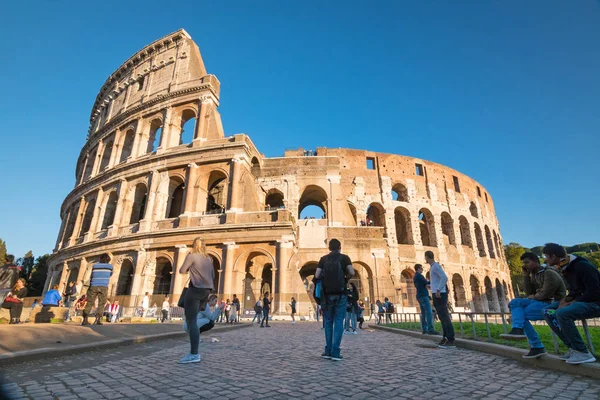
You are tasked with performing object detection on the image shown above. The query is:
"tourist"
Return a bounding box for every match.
[344,282,359,334]
[383,297,394,324]
[542,243,600,364]
[501,252,565,358]
[316,238,355,361]
[1,278,27,324]
[252,299,262,324]
[217,299,226,323]
[62,281,77,308]
[42,284,62,307]
[260,292,272,328]
[376,300,385,324]
[223,299,231,323]
[184,294,225,340]
[102,299,112,321]
[31,299,40,309]
[141,292,150,317]
[413,264,438,335]
[178,237,215,364]
[426,251,455,348]
[357,300,365,329]
[0,255,21,303]
[82,253,113,326]
[162,296,170,323]
[232,294,241,322]
[108,300,120,323]
[290,297,297,324]
[228,299,238,324]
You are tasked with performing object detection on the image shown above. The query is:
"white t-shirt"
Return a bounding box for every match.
[429,262,448,294]
[142,296,149,309]
[162,301,170,311]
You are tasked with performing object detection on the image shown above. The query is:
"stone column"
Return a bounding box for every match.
[129,249,147,307]
[275,239,294,314]
[57,261,69,293]
[227,157,243,212]
[222,242,238,298]
[87,188,105,240]
[91,140,105,177]
[108,129,122,168]
[109,179,128,236]
[172,245,189,303]
[193,96,213,146]
[69,196,87,246]
[179,163,199,227]
[157,107,175,152]
[132,118,146,158]
[326,174,341,227]
[139,170,160,232]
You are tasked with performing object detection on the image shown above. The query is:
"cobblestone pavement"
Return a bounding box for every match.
[2,322,600,399]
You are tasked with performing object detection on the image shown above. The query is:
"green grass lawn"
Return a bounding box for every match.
[386,320,600,358]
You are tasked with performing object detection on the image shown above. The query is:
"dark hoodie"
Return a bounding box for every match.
[562,255,600,305]
[0,263,21,290]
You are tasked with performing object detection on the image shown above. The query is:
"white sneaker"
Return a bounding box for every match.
[566,351,596,365]
[178,353,201,364]
[352,331,358,335]
[558,349,575,360]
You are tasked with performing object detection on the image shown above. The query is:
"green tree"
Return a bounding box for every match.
[19,250,35,280]
[0,238,7,265]
[567,243,600,254]
[530,246,544,257]
[504,242,529,295]
[27,254,50,297]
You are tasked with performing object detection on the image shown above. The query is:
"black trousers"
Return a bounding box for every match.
[2,301,23,320]
[161,309,168,322]
[184,287,211,355]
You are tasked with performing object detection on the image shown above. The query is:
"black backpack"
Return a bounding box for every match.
[387,302,395,313]
[321,254,346,295]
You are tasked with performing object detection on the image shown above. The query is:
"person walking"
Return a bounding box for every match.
[141,292,150,317]
[426,251,455,348]
[178,237,215,364]
[290,297,297,324]
[232,294,241,323]
[413,264,438,335]
[252,299,263,324]
[316,238,354,361]
[1,278,27,324]
[161,296,170,323]
[82,253,113,326]
[383,297,394,324]
[344,283,359,334]
[260,292,272,327]
[376,300,385,324]
[357,300,365,329]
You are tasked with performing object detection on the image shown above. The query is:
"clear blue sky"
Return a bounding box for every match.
[1,1,599,258]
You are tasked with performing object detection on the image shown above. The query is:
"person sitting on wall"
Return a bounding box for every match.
[1,278,28,324]
[500,252,565,359]
[42,284,63,307]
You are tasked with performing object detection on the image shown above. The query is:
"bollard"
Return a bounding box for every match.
[459,313,464,337]
[582,319,595,354]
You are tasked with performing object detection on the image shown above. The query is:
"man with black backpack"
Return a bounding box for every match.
[315,238,354,361]
[384,297,394,323]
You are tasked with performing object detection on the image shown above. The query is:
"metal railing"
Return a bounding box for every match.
[379,311,598,355]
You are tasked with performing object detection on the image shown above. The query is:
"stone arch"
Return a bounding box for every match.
[366,202,385,227]
[119,129,136,163]
[165,177,185,219]
[349,261,375,302]
[474,223,486,257]
[418,208,437,247]
[130,182,148,224]
[495,278,507,312]
[265,189,284,209]
[394,206,413,245]
[79,196,97,237]
[440,212,456,246]
[99,136,114,171]
[400,269,417,307]
[146,118,163,154]
[391,183,409,202]
[484,276,498,311]
[205,170,228,213]
[179,108,197,145]
[153,257,172,295]
[300,262,320,303]
[458,216,472,248]
[63,203,80,244]
[348,201,358,225]
[116,259,134,295]
[469,202,478,218]
[452,274,467,307]
[82,146,98,181]
[502,280,510,302]
[101,191,119,230]
[470,275,484,312]
[298,185,328,219]
[493,230,502,260]
[485,226,495,258]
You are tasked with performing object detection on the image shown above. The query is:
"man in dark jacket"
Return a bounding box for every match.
[501,252,565,359]
[542,243,600,365]
[0,255,21,303]
[413,264,438,335]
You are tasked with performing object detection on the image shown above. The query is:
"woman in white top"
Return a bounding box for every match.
[161,296,170,323]
[178,237,215,364]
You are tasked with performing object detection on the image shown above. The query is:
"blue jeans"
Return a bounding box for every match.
[323,294,348,357]
[252,311,262,323]
[509,298,555,349]
[417,296,434,333]
[543,301,600,352]
[261,308,270,326]
[345,310,357,332]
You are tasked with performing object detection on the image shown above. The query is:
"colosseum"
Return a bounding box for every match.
[46,29,512,317]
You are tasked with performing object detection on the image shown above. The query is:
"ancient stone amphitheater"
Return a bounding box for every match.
[47,29,511,316]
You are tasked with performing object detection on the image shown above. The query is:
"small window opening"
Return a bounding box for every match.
[453,176,461,193]
[477,186,481,197]
[138,76,145,91]
[366,157,375,170]
[415,163,424,176]
[485,193,488,202]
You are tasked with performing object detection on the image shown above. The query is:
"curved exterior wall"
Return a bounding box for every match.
[47,29,512,315]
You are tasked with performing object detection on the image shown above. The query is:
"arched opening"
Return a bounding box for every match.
[394,207,413,244]
[458,216,472,248]
[469,202,478,218]
[485,226,496,258]
[82,147,98,181]
[179,109,196,145]
[63,204,80,244]
[78,197,97,237]
[250,157,261,175]
[452,274,467,307]
[502,280,510,303]
[350,262,375,303]
[265,189,284,210]
[243,252,273,310]
[495,278,507,311]
[206,171,227,213]
[261,264,273,297]
[153,258,172,295]
[101,191,118,230]
[366,203,385,227]
[391,183,409,202]
[99,138,114,171]
[119,129,135,163]
[147,119,163,153]
[209,255,220,294]
[348,202,358,226]
[298,185,328,220]
[166,178,185,219]
[484,277,498,311]
[474,223,486,257]
[470,275,484,312]
[67,267,79,286]
[418,208,437,247]
[493,230,502,260]
[130,183,148,224]
[300,262,319,305]
[400,269,417,307]
[440,212,456,246]
[116,260,134,296]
